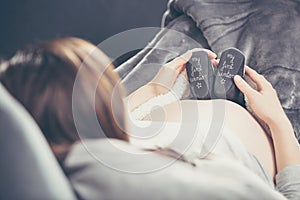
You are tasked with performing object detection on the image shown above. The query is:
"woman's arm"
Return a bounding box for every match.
[125,51,191,111]
[234,66,300,172]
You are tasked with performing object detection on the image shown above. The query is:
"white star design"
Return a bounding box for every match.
[196,82,202,88]
[220,79,226,85]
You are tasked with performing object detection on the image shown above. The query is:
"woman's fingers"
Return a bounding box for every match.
[235,66,275,100]
[244,66,268,91]
[212,59,219,67]
[234,75,258,99]
[165,51,192,73]
[179,50,193,62]
[189,48,219,67]
[202,49,217,60]
[190,48,217,59]
[164,49,218,73]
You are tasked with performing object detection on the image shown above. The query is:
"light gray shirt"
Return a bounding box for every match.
[64,138,300,200]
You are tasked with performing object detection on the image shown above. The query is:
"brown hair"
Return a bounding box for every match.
[0,37,128,159]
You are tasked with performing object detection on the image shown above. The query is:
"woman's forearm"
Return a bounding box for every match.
[125,84,156,112]
[125,51,194,112]
[233,66,300,173]
[268,116,300,172]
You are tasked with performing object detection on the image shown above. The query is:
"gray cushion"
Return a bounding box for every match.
[0,84,76,200]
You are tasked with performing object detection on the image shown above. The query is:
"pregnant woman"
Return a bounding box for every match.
[1,37,299,200]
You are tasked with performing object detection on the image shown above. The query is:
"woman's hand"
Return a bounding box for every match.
[234,67,300,172]
[150,49,218,95]
[234,66,287,125]
[149,51,192,95]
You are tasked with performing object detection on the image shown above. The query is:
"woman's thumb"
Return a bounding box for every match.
[234,75,256,97]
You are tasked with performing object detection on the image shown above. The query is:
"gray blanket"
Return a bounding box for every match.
[115,0,300,142]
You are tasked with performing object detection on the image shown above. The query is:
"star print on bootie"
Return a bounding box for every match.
[186,50,214,100]
[213,47,245,106]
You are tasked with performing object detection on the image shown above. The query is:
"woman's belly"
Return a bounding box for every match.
[145,99,276,179]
